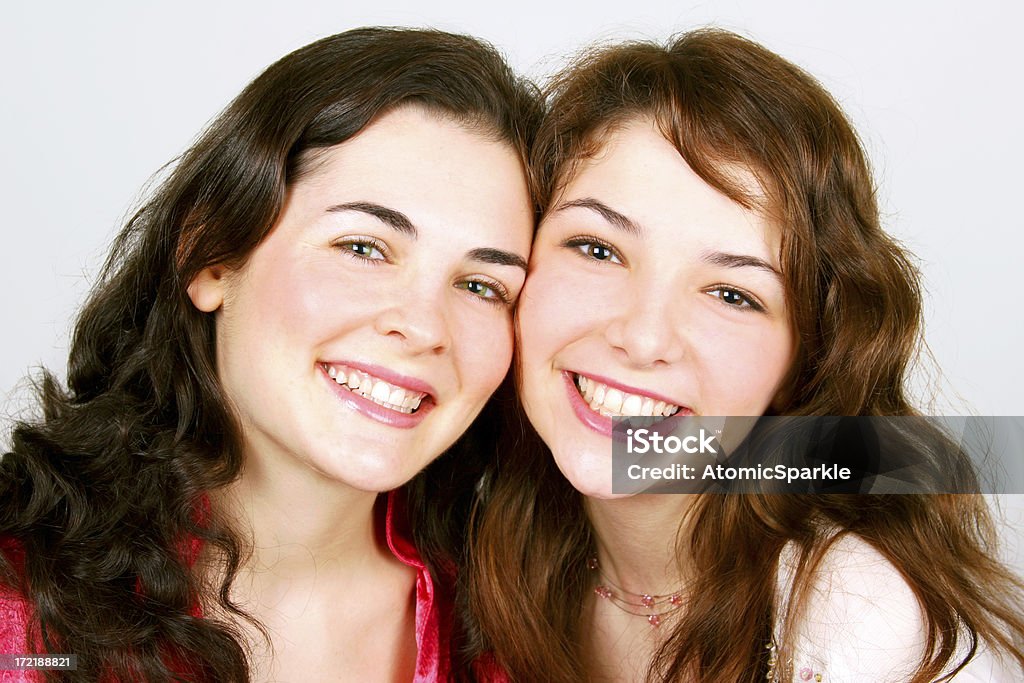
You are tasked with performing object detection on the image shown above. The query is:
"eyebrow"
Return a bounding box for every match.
[326,201,417,236]
[327,201,526,271]
[701,250,782,279]
[554,198,781,278]
[552,197,644,237]
[468,247,527,271]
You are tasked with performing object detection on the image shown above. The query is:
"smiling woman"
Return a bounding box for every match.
[468,29,1024,683]
[519,118,795,496]
[189,107,530,495]
[0,28,538,682]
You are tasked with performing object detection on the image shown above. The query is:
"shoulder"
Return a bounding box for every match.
[0,539,39,668]
[1,537,32,644]
[777,535,1024,682]
[775,534,927,682]
[0,587,33,643]
[0,584,41,682]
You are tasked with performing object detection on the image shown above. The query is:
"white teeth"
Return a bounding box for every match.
[584,379,596,403]
[389,387,406,407]
[371,381,391,402]
[325,364,427,414]
[604,389,623,413]
[574,373,682,418]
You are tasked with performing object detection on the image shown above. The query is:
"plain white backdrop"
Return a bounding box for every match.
[1,1,1021,571]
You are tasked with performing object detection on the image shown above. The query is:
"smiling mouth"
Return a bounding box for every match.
[573,373,682,418]
[322,363,429,414]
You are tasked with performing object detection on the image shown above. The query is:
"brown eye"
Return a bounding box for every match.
[563,237,623,264]
[706,287,765,313]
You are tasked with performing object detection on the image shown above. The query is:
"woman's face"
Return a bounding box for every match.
[189,105,533,493]
[517,117,796,498]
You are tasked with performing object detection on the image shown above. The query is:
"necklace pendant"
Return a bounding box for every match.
[595,585,613,599]
[669,594,682,606]
[647,614,661,627]
[640,593,655,608]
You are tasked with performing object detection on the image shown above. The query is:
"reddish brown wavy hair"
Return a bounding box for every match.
[467,29,1024,682]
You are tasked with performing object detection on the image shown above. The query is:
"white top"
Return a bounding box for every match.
[774,534,1020,682]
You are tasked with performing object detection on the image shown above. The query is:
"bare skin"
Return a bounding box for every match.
[581,495,696,682]
[208,463,417,683]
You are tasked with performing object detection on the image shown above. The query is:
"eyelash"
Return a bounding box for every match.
[704,285,765,313]
[456,278,513,306]
[334,237,512,307]
[562,236,624,265]
[335,236,389,263]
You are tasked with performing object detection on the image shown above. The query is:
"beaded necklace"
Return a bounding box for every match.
[587,556,684,628]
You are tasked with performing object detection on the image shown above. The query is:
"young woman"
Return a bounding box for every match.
[469,29,1024,682]
[0,28,539,682]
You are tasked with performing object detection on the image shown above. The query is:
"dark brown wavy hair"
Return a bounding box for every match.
[0,27,540,682]
[467,29,1024,682]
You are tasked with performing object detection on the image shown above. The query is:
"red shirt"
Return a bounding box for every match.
[0,490,451,682]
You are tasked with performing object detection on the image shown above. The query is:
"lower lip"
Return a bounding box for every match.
[321,367,433,429]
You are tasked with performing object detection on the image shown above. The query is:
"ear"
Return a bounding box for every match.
[187,265,227,313]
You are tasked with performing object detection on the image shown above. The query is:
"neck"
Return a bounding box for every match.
[212,446,388,583]
[585,494,699,595]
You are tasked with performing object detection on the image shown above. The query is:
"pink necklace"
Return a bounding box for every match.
[588,556,684,627]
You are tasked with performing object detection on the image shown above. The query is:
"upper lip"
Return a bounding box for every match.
[322,359,438,399]
[566,370,690,410]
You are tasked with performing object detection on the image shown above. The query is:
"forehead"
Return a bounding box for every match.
[286,105,533,249]
[552,117,781,261]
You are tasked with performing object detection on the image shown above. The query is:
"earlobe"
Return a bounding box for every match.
[187,266,227,312]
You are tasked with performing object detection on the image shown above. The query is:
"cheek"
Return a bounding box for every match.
[517,262,607,369]
[263,257,385,341]
[455,308,516,400]
[699,322,794,413]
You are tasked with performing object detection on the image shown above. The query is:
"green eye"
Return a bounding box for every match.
[464,281,494,298]
[456,279,510,306]
[342,241,385,260]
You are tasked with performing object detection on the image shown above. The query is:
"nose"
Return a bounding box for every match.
[603,282,686,368]
[373,281,452,355]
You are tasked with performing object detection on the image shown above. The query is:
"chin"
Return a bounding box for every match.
[314,447,425,493]
[551,448,624,500]
[331,468,419,494]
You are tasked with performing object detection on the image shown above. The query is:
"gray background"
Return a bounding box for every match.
[2,0,1021,574]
